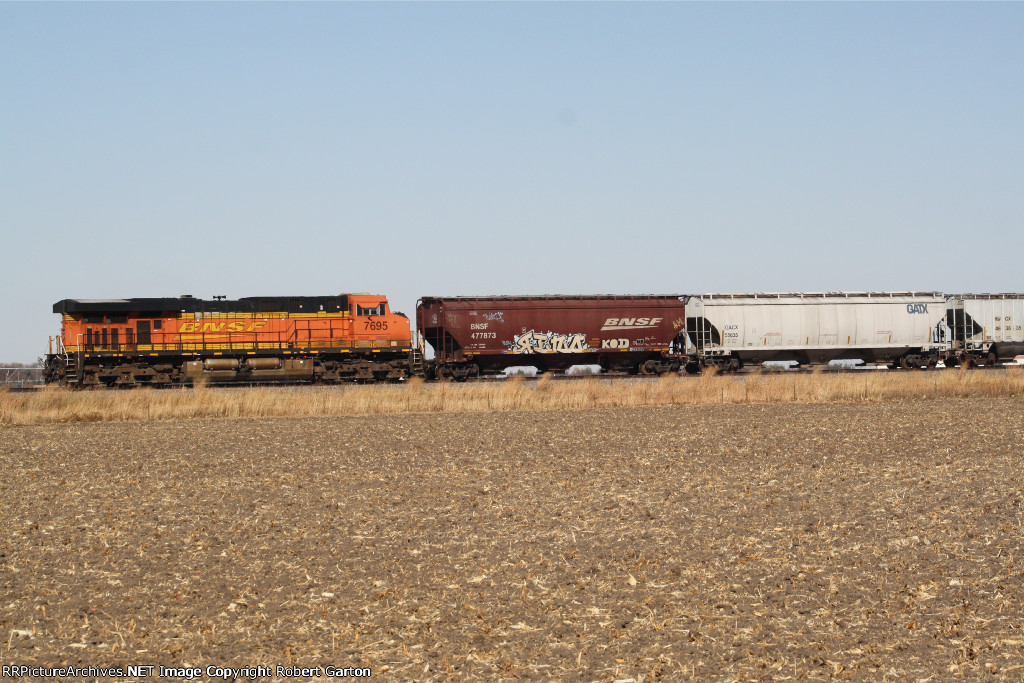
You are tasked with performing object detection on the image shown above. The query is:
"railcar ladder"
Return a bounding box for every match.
[408,349,425,377]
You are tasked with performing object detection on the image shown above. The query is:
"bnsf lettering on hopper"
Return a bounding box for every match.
[601,317,663,330]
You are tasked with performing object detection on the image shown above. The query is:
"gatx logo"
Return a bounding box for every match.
[601,317,662,331]
[179,321,268,333]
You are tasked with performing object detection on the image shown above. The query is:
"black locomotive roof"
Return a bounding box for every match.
[53,295,352,315]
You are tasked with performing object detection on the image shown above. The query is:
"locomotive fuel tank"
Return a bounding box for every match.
[686,292,947,369]
[416,295,687,378]
[184,358,314,381]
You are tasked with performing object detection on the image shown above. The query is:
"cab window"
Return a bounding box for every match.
[357,304,386,316]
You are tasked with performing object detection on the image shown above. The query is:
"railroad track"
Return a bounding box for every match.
[7,362,1018,392]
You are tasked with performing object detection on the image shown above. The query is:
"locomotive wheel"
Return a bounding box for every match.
[960,356,976,369]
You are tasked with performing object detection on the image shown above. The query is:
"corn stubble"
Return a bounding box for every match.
[3,400,1024,679]
[2,367,1023,426]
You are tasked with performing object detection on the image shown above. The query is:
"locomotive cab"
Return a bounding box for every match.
[349,295,410,345]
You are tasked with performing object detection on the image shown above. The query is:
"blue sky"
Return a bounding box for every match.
[2,2,1022,362]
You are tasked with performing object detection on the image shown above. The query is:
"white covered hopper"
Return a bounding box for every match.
[947,294,1024,363]
[686,292,946,368]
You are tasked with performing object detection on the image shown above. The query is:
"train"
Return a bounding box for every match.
[43,291,1024,386]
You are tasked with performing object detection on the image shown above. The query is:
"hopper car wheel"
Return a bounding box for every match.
[639,361,654,376]
[926,358,938,370]
[899,356,913,370]
[960,356,976,370]
[436,366,448,381]
[988,353,999,367]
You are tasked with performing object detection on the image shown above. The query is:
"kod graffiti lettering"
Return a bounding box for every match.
[510,330,587,354]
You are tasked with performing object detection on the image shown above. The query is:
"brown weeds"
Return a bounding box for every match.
[1,367,1023,426]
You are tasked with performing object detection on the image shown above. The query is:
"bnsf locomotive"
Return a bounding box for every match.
[45,294,413,387]
[43,291,1024,386]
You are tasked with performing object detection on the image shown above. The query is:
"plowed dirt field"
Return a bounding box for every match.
[3,398,1024,681]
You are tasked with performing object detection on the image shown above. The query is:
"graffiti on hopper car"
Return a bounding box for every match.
[509,331,587,354]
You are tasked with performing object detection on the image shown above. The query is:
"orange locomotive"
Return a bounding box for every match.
[45,294,413,386]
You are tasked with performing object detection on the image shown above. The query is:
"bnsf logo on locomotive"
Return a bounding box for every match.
[178,321,268,333]
[601,317,663,331]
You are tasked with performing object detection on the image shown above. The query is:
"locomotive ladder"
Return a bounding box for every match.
[56,336,80,384]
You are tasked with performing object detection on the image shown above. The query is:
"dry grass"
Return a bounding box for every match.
[2,367,1023,427]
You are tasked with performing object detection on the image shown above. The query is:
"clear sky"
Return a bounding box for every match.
[2,2,1022,363]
